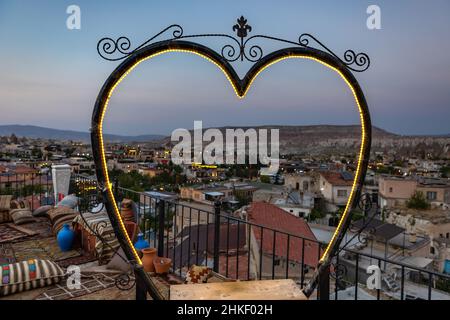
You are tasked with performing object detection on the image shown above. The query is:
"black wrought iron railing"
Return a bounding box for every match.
[0,170,54,210]
[71,174,450,301]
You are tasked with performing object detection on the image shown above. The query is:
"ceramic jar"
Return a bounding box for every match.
[153,257,172,274]
[141,248,157,272]
[57,224,75,252]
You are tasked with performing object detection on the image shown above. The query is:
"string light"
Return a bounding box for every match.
[97,48,368,266]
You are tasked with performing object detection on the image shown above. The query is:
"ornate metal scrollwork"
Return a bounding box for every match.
[97,24,183,61]
[329,257,348,291]
[97,16,370,72]
[73,176,138,291]
[336,192,379,254]
[115,272,136,291]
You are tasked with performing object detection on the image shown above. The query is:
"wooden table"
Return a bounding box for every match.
[170,279,308,300]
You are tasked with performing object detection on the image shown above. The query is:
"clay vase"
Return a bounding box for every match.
[120,199,135,222]
[141,248,157,272]
[57,224,75,252]
[153,257,172,275]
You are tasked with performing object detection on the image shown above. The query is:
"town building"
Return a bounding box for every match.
[379,176,450,209]
[239,202,320,280]
[319,171,354,211]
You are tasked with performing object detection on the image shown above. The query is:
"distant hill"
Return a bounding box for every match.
[1,124,449,158]
[159,124,450,157]
[0,125,164,142]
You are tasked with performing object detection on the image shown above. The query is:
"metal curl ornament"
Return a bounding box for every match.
[330,260,348,281]
[337,193,379,253]
[97,24,183,61]
[97,16,371,72]
[115,272,136,291]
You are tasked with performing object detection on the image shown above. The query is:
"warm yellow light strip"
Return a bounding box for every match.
[98,49,241,265]
[99,49,366,266]
[242,54,367,262]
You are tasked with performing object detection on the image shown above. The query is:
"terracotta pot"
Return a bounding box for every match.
[141,248,157,272]
[153,257,172,274]
[120,199,135,222]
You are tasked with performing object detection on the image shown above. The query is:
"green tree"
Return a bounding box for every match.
[440,166,450,178]
[309,208,326,222]
[31,147,43,159]
[406,191,430,210]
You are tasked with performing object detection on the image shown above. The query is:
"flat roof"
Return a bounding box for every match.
[352,218,405,241]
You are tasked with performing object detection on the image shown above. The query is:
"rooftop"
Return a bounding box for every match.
[320,171,354,186]
[247,202,320,267]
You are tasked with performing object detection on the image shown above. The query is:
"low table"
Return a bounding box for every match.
[170,279,307,300]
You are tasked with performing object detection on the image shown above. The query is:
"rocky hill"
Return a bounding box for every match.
[159,125,450,157]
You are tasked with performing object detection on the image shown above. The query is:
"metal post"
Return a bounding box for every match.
[113,178,119,200]
[213,201,221,273]
[157,199,165,257]
[134,264,147,300]
[318,263,330,300]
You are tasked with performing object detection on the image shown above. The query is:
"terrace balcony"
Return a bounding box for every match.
[1,169,450,300]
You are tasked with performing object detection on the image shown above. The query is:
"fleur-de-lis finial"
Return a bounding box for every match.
[233,16,252,39]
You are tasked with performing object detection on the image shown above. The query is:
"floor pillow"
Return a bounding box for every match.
[32,205,53,217]
[56,194,78,209]
[10,199,30,210]
[10,208,36,225]
[47,206,78,235]
[0,259,65,297]
[0,195,13,222]
[0,210,11,223]
[0,196,14,223]
[185,265,212,284]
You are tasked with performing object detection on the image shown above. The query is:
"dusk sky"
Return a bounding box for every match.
[0,0,449,136]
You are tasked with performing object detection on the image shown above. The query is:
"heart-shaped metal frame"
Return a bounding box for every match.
[91,40,371,299]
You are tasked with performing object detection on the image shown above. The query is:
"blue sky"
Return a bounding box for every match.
[0,0,449,136]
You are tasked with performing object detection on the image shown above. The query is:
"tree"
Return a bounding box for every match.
[63,147,76,158]
[440,166,450,178]
[235,192,251,207]
[406,191,430,210]
[309,208,326,222]
[31,147,43,159]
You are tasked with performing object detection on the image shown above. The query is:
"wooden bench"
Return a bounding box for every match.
[170,278,308,300]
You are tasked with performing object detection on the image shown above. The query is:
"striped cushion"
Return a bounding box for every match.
[10,199,30,211]
[0,210,11,223]
[0,195,12,210]
[0,259,65,297]
[0,195,13,223]
[10,208,35,225]
[48,206,78,235]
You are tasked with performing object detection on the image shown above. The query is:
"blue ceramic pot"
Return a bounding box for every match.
[134,233,150,251]
[57,224,75,252]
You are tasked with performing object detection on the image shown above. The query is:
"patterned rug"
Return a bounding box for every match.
[56,252,98,268]
[11,237,82,262]
[0,243,16,265]
[33,272,118,300]
[0,223,37,243]
[20,217,53,240]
